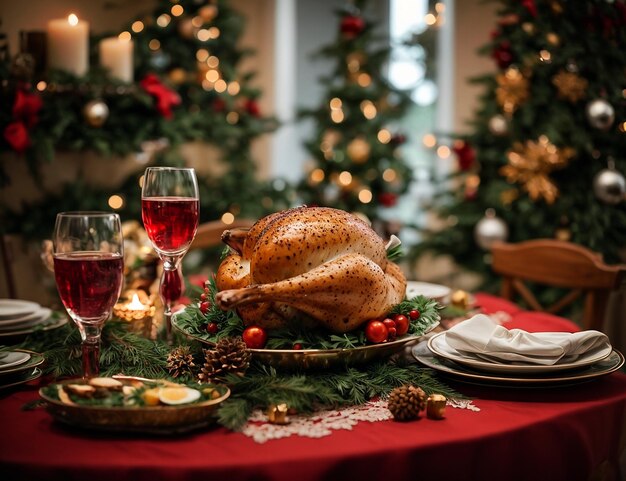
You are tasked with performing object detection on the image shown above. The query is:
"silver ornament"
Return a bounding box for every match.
[474,208,509,250]
[586,99,615,131]
[83,100,109,128]
[488,114,508,136]
[593,168,626,205]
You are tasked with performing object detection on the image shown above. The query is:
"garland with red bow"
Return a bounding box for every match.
[3,89,42,153]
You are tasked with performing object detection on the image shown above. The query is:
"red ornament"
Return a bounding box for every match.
[378,192,398,207]
[12,89,43,128]
[491,41,513,69]
[213,97,226,112]
[393,314,409,336]
[293,343,303,350]
[365,320,388,344]
[521,0,538,17]
[453,141,476,171]
[340,15,365,38]
[3,121,30,153]
[206,322,218,334]
[390,133,407,146]
[242,326,267,349]
[140,73,181,119]
[244,99,261,117]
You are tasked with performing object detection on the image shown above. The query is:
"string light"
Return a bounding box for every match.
[118,31,131,41]
[437,145,451,158]
[197,29,211,41]
[192,16,203,28]
[358,189,373,203]
[360,100,377,119]
[423,134,437,148]
[539,50,552,63]
[226,112,239,124]
[382,168,397,182]
[202,80,213,91]
[36,81,47,91]
[330,97,342,110]
[310,169,325,183]
[357,73,371,87]
[207,56,219,68]
[425,13,437,25]
[377,129,391,143]
[338,171,353,186]
[214,79,227,92]
[221,212,235,225]
[108,195,124,209]
[171,4,184,16]
[205,69,220,82]
[131,21,144,33]
[157,14,171,27]
[227,81,240,95]
[331,110,344,123]
[196,49,209,62]
[208,27,220,39]
[149,39,161,50]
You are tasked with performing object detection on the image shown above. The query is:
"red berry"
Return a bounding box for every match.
[394,314,410,336]
[293,343,303,350]
[199,301,210,314]
[383,318,396,330]
[365,320,388,344]
[206,322,218,334]
[242,326,267,349]
[387,327,397,340]
[409,310,420,320]
[200,293,207,301]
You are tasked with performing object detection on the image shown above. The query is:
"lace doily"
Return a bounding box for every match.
[241,398,480,444]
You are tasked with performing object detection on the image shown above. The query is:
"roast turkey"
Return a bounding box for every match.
[215,206,406,333]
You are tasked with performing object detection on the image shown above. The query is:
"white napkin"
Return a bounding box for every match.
[445,314,610,365]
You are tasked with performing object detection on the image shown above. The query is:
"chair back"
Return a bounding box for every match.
[190,219,256,250]
[491,239,626,331]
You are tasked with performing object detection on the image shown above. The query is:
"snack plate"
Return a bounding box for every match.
[173,315,439,370]
[40,380,231,435]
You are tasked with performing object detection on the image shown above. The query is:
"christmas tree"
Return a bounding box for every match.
[1,0,291,240]
[297,0,412,228]
[418,0,626,286]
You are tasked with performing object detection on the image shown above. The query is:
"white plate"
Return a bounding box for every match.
[0,315,68,339]
[0,351,31,370]
[405,282,451,303]
[0,308,52,330]
[0,299,40,320]
[428,331,613,374]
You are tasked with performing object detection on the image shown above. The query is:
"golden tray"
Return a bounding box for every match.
[40,380,230,435]
[173,315,439,370]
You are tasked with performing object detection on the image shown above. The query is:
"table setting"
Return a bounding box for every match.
[1,167,625,481]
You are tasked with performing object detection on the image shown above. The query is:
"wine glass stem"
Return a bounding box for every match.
[82,339,101,379]
[161,257,182,345]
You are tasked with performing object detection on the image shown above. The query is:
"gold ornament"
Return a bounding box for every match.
[346,137,371,164]
[83,99,109,128]
[426,394,447,420]
[500,137,575,204]
[450,290,470,310]
[552,70,588,102]
[267,403,289,424]
[496,68,529,114]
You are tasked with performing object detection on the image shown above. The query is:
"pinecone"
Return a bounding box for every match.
[198,337,251,383]
[166,346,196,378]
[387,385,427,421]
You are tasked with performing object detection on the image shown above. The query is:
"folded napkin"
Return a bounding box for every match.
[445,314,610,365]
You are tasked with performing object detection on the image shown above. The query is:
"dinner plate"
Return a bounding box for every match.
[413,344,624,387]
[0,308,52,330]
[0,368,43,391]
[405,282,451,303]
[0,350,45,377]
[0,315,68,340]
[172,314,439,370]
[0,299,40,320]
[428,331,613,374]
[0,351,31,370]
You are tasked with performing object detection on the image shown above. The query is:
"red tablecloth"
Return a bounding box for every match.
[1,297,625,481]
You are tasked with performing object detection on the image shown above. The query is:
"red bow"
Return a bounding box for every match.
[140,74,181,119]
[3,89,42,153]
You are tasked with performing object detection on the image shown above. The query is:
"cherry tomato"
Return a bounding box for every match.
[393,314,409,336]
[206,322,218,334]
[383,318,396,331]
[409,309,420,320]
[365,320,388,344]
[199,301,211,314]
[243,326,268,349]
[387,327,397,340]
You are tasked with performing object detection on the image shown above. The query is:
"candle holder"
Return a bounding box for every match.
[113,289,157,339]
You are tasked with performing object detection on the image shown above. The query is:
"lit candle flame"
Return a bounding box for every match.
[68,14,79,26]
[127,293,146,311]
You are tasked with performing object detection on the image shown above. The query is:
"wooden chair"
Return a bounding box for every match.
[190,218,256,250]
[491,239,626,332]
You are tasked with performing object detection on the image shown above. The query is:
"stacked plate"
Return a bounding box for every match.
[413,331,624,387]
[0,349,45,390]
[405,281,451,304]
[0,299,67,341]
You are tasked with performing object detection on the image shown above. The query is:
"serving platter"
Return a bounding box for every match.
[173,315,439,370]
[40,379,230,435]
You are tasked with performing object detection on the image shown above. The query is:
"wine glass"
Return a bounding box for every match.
[53,212,124,378]
[141,167,199,342]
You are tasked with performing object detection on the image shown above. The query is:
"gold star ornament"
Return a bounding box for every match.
[552,70,588,102]
[496,68,529,114]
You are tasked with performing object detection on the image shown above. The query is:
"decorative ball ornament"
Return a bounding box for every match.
[586,99,615,131]
[340,15,365,38]
[450,290,471,310]
[346,137,370,163]
[83,100,110,128]
[593,168,626,205]
[474,208,509,250]
[488,114,508,136]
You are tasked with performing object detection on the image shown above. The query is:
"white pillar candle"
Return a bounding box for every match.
[47,14,89,76]
[99,35,134,83]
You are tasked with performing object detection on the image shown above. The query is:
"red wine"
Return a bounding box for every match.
[142,196,199,254]
[160,269,184,303]
[54,252,123,323]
